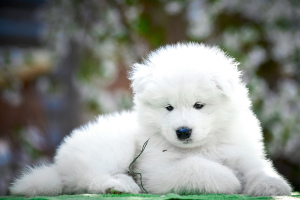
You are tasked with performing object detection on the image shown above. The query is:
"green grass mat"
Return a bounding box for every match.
[1,193,300,200]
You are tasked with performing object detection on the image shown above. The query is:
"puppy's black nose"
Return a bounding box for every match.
[176,127,192,140]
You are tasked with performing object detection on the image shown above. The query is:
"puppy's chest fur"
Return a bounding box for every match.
[134,139,240,176]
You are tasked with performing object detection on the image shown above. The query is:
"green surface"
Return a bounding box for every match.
[1,193,300,200]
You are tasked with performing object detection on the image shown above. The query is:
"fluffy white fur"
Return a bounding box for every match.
[10,43,291,197]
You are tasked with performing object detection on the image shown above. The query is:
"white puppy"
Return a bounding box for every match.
[10,43,291,197]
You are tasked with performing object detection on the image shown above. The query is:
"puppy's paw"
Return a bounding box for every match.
[174,157,242,195]
[103,174,141,194]
[244,176,291,196]
[208,168,242,194]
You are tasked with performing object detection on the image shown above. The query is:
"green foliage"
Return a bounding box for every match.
[77,51,104,82]
[86,99,103,115]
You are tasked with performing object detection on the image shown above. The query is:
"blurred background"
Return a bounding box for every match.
[0,0,299,195]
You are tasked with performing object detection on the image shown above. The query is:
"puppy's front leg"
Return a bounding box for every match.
[238,157,291,196]
[141,156,241,194]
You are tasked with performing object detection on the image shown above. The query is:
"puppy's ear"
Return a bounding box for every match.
[212,76,234,97]
[128,63,152,94]
[211,58,241,97]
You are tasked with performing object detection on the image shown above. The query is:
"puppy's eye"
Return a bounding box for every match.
[194,102,205,110]
[165,104,174,111]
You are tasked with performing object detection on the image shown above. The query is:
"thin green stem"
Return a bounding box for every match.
[128,139,150,194]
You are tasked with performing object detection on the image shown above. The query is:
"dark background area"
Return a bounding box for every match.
[0,0,299,195]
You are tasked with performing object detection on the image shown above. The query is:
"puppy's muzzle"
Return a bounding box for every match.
[176,127,192,140]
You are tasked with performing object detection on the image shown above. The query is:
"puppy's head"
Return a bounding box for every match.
[129,43,249,148]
